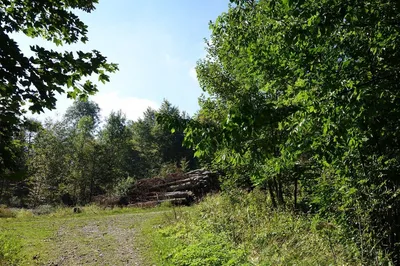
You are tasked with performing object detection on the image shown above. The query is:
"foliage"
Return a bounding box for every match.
[4,0,400,263]
[0,119,39,204]
[113,176,135,197]
[0,0,117,182]
[0,99,196,207]
[133,100,196,178]
[32,204,55,216]
[64,100,101,128]
[97,110,134,193]
[150,192,370,265]
[181,0,400,262]
[0,205,15,218]
[28,118,72,205]
[165,231,249,266]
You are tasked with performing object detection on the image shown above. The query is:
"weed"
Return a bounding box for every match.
[147,190,373,265]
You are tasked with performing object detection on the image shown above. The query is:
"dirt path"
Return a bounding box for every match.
[43,212,158,266]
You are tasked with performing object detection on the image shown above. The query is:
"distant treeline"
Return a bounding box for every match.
[0,100,196,207]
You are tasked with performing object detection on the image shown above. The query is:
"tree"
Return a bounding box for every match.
[157,101,194,167]
[186,0,400,262]
[64,100,101,128]
[98,111,134,193]
[69,116,97,203]
[134,100,196,178]
[0,0,118,178]
[28,118,70,206]
[0,118,41,205]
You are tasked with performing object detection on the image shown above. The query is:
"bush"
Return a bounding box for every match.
[153,209,249,266]
[151,190,371,265]
[114,176,135,197]
[159,163,181,177]
[0,206,15,218]
[32,205,55,215]
[14,209,34,219]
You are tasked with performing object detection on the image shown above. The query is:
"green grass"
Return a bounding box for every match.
[143,190,371,266]
[0,205,171,265]
[1,193,385,265]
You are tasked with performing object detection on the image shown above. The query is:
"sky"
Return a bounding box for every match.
[16,0,230,121]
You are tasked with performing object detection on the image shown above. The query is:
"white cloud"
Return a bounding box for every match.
[28,91,158,123]
[93,92,159,121]
[164,53,190,69]
[189,67,198,82]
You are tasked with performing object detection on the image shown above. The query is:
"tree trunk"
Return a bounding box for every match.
[89,154,96,202]
[278,179,285,205]
[273,177,285,205]
[294,176,298,210]
[268,180,277,208]
[0,177,5,200]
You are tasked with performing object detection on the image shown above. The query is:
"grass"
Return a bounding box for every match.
[143,190,370,266]
[0,204,171,265]
[1,192,384,265]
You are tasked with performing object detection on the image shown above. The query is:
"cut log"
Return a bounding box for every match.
[146,191,194,201]
[126,169,220,206]
[128,198,188,208]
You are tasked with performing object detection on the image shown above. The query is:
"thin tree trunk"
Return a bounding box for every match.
[278,179,285,205]
[0,177,5,200]
[273,177,284,205]
[294,176,298,210]
[268,180,277,208]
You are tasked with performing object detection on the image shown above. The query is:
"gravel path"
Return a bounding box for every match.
[45,213,154,266]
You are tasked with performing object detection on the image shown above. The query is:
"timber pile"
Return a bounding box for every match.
[127,169,220,206]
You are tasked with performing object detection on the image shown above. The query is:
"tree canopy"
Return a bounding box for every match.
[0,0,118,177]
[180,0,400,262]
[1,99,195,206]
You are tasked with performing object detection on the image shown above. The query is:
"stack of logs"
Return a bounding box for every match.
[127,169,220,207]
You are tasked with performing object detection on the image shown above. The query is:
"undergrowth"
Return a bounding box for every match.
[0,205,16,218]
[0,231,22,266]
[146,190,375,265]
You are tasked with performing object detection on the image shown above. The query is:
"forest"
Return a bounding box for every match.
[2,0,400,265]
[0,99,195,206]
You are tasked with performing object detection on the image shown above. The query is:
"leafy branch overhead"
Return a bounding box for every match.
[0,0,118,175]
[1,0,118,115]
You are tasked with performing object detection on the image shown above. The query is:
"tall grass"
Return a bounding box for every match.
[0,205,16,218]
[147,189,375,265]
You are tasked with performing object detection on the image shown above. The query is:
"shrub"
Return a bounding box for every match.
[159,163,181,178]
[14,209,34,219]
[0,206,16,218]
[32,205,55,215]
[114,176,135,197]
[151,190,372,265]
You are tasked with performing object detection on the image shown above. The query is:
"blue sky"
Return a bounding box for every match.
[17,0,229,121]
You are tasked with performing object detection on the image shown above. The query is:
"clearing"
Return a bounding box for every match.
[1,208,167,265]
